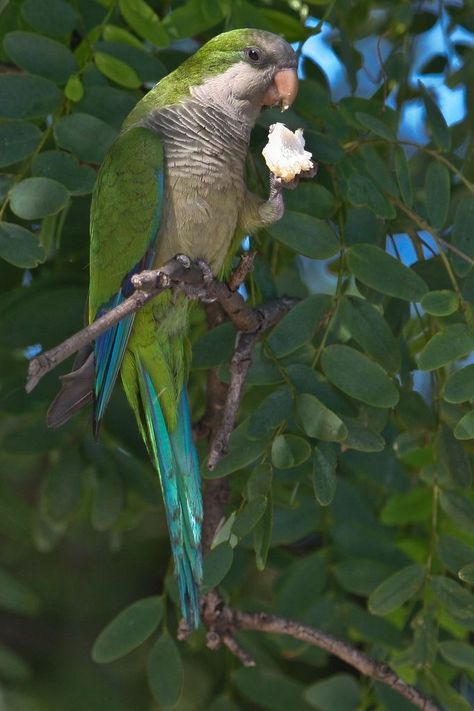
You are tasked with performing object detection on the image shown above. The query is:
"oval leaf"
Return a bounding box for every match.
[417,324,474,371]
[21,0,77,37]
[439,640,474,672]
[147,633,183,708]
[3,31,78,84]
[321,345,399,408]
[0,120,41,168]
[425,161,450,229]
[311,444,337,506]
[297,393,348,442]
[94,51,142,89]
[9,177,69,220]
[347,174,395,219]
[444,364,474,403]
[454,410,474,440]
[268,211,340,259]
[266,294,332,358]
[0,222,45,268]
[368,564,425,615]
[346,244,428,301]
[54,113,117,164]
[92,596,163,663]
[271,434,311,469]
[202,543,233,591]
[458,563,474,584]
[0,74,61,119]
[421,289,458,316]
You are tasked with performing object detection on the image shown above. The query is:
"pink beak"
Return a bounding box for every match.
[263,68,299,110]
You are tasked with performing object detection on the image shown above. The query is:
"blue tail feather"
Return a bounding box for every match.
[137,361,202,629]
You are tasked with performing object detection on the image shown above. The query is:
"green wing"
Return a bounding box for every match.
[89,125,164,321]
[89,125,164,429]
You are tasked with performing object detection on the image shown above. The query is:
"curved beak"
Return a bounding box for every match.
[263,68,299,111]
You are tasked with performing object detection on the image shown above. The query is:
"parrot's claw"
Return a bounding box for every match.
[270,162,319,191]
[176,253,191,268]
[195,258,214,284]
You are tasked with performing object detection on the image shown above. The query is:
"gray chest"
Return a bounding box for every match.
[146,102,250,271]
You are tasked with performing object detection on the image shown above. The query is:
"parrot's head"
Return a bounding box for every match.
[171,29,299,121]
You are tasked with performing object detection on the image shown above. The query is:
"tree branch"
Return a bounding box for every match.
[200,600,441,711]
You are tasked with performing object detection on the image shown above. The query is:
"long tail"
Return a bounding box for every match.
[136,360,203,629]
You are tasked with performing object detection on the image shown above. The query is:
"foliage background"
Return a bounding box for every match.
[1,0,474,709]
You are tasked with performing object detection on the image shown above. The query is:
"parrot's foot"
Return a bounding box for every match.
[179,257,216,302]
[270,162,319,191]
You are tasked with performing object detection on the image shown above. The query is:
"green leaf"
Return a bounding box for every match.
[267,211,340,259]
[271,434,311,469]
[421,289,458,316]
[3,31,78,84]
[0,643,31,683]
[54,113,117,163]
[417,323,474,371]
[233,496,267,538]
[347,174,396,219]
[420,84,450,151]
[0,567,39,615]
[359,145,399,197]
[437,535,474,576]
[425,161,450,229]
[0,74,62,118]
[341,418,385,452]
[202,543,233,591]
[147,633,183,708]
[285,183,337,219]
[64,74,84,102]
[430,575,474,619]
[247,463,273,501]
[9,177,69,220]
[381,487,432,525]
[439,491,474,535]
[266,294,332,358]
[21,0,77,37]
[333,558,395,597]
[276,552,326,616]
[368,564,425,615]
[297,393,347,442]
[40,450,83,524]
[94,52,141,89]
[454,410,474,440]
[164,0,228,39]
[253,493,272,571]
[451,197,474,277]
[93,41,166,86]
[439,640,474,671]
[91,468,123,531]
[321,345,399,408]
[356,111,396,140]
[206,419,265,478]
[436,424,472,486]
[444,365,474,403]
[346,244,428,301]
[0,222,44,268]
[0,120,41,168]
[32,150,96,196]
[234,668,309,711]
[103,24,144,49]
[248,387,292,440]
[458,563,474,584]
[305,674,361,711]
[340,296,400,372]
[92,596,163,663]
[305,129,344,163]
[394,146,413,207]
[311,444,337,506]
[119,0,169,47]
[192,321,235,368]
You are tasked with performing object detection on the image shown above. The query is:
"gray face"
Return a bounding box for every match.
[192,31,298,121]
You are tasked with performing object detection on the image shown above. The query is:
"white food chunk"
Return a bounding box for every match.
[262,123,314,182]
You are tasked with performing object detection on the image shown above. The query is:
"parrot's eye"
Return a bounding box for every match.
[246,48,261,63]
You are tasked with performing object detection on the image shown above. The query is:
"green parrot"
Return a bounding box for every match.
[48,29,300,629]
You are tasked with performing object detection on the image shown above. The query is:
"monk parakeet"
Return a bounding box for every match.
[48,29,300,629]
